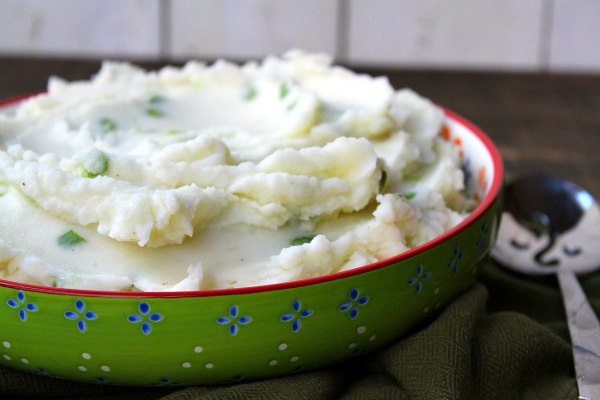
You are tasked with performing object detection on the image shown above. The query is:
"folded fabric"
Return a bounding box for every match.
[1,261,590,400]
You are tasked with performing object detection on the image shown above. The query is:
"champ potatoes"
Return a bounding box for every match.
[0,51,471,291]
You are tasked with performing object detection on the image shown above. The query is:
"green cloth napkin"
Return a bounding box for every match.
[3,261,597,400]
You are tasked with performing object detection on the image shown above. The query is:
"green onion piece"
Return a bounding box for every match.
[279,82,289,99]
[146,107,164,117]
[0,181,8,197]
[290,235,315,246]
[58,230,86,248]
[148,95,165,104]
[243,87,257,101]
[99,117,117,133]
[378,170,387,192]
[404,192,417,200]
[81,150,109,178]
[166,129,182,136]
[24,194,39,207]
[287,99,299,111]
[404,173,421,182]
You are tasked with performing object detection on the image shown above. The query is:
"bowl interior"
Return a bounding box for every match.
[0,104,503,298]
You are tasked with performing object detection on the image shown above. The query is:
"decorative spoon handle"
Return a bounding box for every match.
[556,270,600,400]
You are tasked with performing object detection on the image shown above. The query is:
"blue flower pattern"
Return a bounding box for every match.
[476,221,489,250]
[280,300,313,333]
[7,290,38,321]
[408,263,430,294]
[151,377,185,387]
[217,305,252,336]
[448,245,465,275]
[128,302,163,335]
[339,288,369,319]
[65,299,97,333]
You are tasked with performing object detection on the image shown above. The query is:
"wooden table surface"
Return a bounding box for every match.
[1,56,599,196]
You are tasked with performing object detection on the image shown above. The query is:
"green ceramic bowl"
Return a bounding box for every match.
[0,106,503,386]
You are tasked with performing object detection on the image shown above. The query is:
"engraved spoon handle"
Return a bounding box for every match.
[556,270,600,400]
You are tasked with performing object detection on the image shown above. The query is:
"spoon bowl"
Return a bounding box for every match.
[492,174,600,400]
[493,174,600,275]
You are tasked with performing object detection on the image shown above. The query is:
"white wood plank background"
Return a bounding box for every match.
[169,0,338,60]
[346,0,545,70]
[549,0,600,72]
[0,0,160,58]
[0,0,598,72]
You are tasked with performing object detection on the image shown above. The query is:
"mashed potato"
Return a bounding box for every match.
[0,51,472,291]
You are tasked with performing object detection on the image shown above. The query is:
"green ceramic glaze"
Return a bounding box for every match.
[0,111,504,386]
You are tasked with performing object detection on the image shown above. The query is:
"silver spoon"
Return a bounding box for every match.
[492,174,600,400]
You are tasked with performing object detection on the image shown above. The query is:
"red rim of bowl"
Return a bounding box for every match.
[0,95,504,298]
